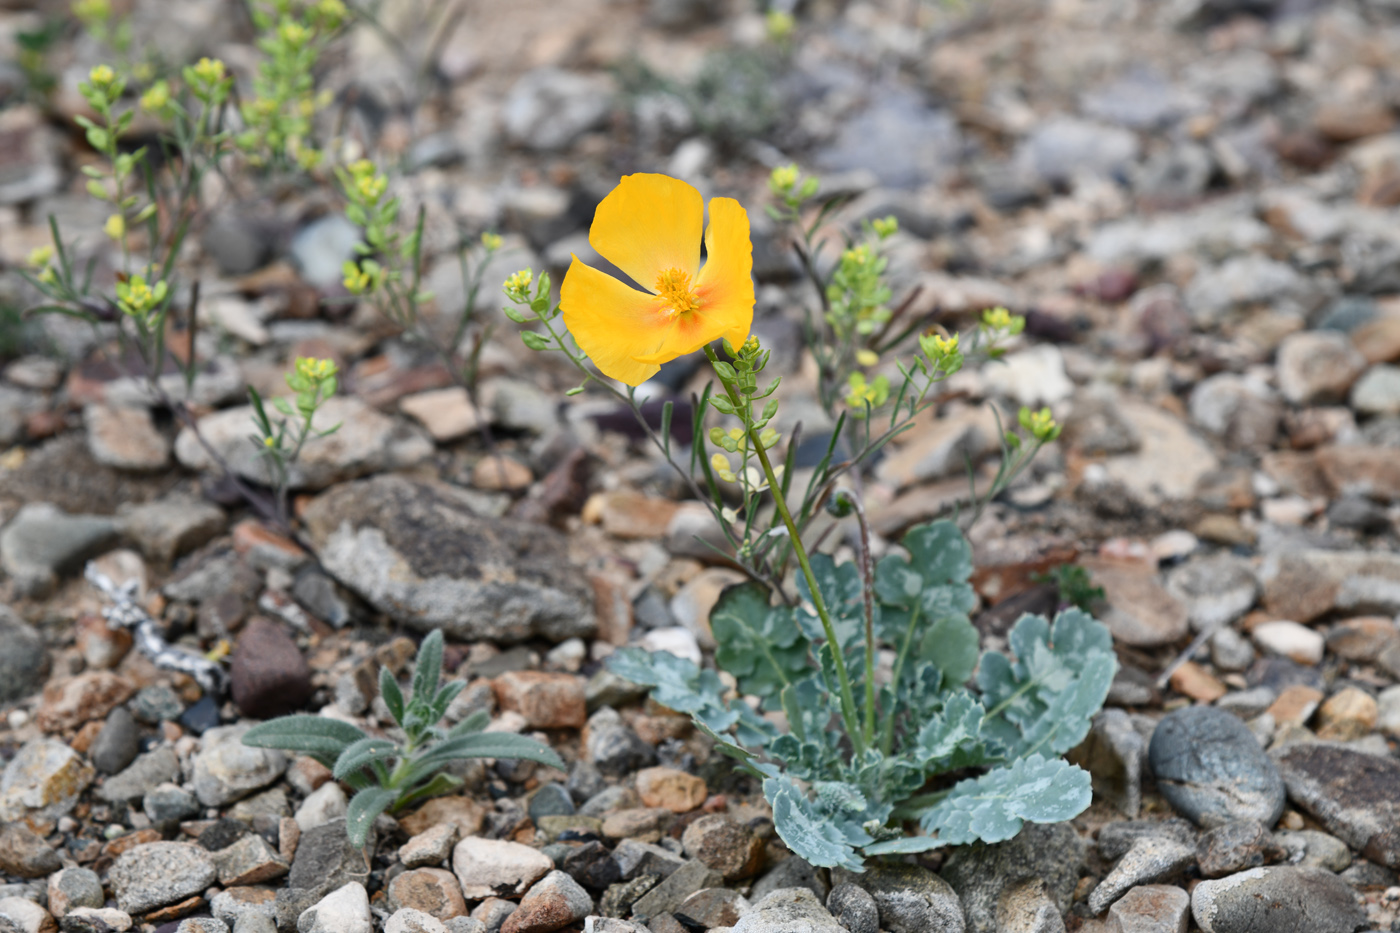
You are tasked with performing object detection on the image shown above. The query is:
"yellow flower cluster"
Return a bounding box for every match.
[116,274,167,318]
[503,269,534,302]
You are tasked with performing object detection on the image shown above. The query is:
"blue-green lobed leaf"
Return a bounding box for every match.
[918,754,1093,847]
[711,582,812,703]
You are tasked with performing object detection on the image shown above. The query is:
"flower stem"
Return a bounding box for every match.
[844,489,877,748]
[705,347,866,758]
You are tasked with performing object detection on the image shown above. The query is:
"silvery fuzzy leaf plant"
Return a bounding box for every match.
[243,630,564,846]
[609,520,1116,871]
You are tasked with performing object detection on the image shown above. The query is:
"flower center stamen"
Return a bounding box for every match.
[655,268,701,316]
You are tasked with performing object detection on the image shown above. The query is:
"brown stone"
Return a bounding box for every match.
[399,796,485,838]
[1168,662,1227,703]
[1082,559,1189,648]
[229,617,313,719]
[635,767,706,814]
[388,868,467,921]
[1316,445,1400,502]
[585,491,680,539]
[601,808,671,842]
[472,456,533,492]
[1325,616,1398,661]
[143,894,204,923]
[1266,685,1324,726]
[1275,744,1400,868]
[493,671,586,729]
[590,573,633,647]
[674,887,746,928]
[101,829,162,859]
[1315,687,1378,742]
[38,672,135,733]
[1260,549,1400,623]
[1315,99,1396,142]
[0,822,61,877]
[680,816,763,881]
[75,615,133,670]
[1353,316,1400,365]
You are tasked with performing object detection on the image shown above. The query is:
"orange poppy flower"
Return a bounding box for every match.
[561,173,754,386]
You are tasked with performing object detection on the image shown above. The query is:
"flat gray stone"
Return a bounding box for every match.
[1190,866,1365,933]
[1148,707,1285,828]
[942,823,1081,933]
[303,476,595,643]
[731,887,846,933]
[1274,744,1400,869]
[108,842,217,915]
[0,503,118,597]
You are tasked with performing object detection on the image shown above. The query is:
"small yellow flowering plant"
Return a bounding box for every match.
[248,356,342,527]
[504,173,1110,871]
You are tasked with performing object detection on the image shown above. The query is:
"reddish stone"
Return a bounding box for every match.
[229,618,312,719]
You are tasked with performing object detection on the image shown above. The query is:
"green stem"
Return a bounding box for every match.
[704,346,866,757]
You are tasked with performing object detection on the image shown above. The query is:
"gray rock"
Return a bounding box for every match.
[1089,836,1196,914]
[585,708,656,777]
[288,215,361,291]
[96,745,180,804]
[1166,556,1260,632]
[1082,70,1204,130]
[833,863,964,933]
[296,882,371,933]
[201,212,274,276]
[503,68,613,152]
[174,399,432,492]
[1211,628,1256,673]
[941,822,1081,933]
[47,868,103,917]
[817,86,962,189]
[630,860,722,921]
[826,883,879,933]
[108,842,218,915]
[303,475,595,643]
[528,783,575,821]
[144,782,201,824]
[192,724,288,807]
[1105,884,1190,933]
[385,908,449,933]
[101,355,246,410]
[731,887,847,933]
[443,919,487,933]
[1350,364,1400,417]
[211,833,289,886]
[210,887,278,927]
[288,820,373,896]
[1274,744,1400,869]
[612,839,686,882]
[131,684,184,723]
[83,404,170,472]
[1147,707,1286,828]
[1018,116,1139,185]
[1098,821,1198,861]
[275,889,320,933]
[0,897,58,933]
[0,503,118,597]
[503,871,591,930]
[1190,866,1366,933]
[1070,709,1145,817]
[118,496,225,565]
[750,856,829,904]
[233,917,277,933]
[1277,831,1352,873]
[1186,256,1313,326]
[1326,498,1390,534]
[0,607,48,704]
[0,386,45,447]
[1133,143,1215,205]
[1196,821,1287,879]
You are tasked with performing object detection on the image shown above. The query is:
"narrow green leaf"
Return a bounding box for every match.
[380,667,405,725]
[346,786,398,847]
[412,630,444,707]
[446,709,490,738]
[241,716,367,770]
[333,737,400,780]
[412,731,564,772]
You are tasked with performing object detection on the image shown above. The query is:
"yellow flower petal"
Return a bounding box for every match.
[560,256,669,386]
[693,196,754,351]
[589,174,702,290]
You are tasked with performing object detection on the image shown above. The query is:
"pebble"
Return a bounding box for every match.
[1250,621,1325,664]
[98,747,180,803]
[498,871,592,933]
[630,860,723,921]
[130,684,184,724]
[399,824,460,869]
[175,920,228,933]
[467,898,517,933]
[0,897,56,933]
[1147,707,1285,828]
[584,708,657,778]
[674,888,747,929]
[399,388,483,443]
[108,842,218,915]
[294,782,348,832]
[1314,687,1378,741]
[1265,685,1323,726]
[826,883,879,933]
[724,887,844,933]
[1190,866,1365,933]
[635,767,706,813]
[1378,685,1400,736]
[612,839,685,881]
[1089,835,1196,914]
[287,820,372,895]
[1276,331,1367,406]
[60,908,133,933]
[1195,821,1286,879]
[1277,830,1352,872]
[0,608,49,704]
[833,863,964,933]
[143,782,200,824]
[493,672,586,729]
[192,724,289,807]
[296,882,372,933]
[230,618,313,720]
[1324,617,1398,661]
[1164,556,1259,632]
[1210,628,1256,672]
[1106,884,1190,933]
[387,869,466,921]
[1274,744,1400,869]
[209,887,277,927]
[46,869,103,918]
[942,822,1082,933]
[0,503,119,597]
[680,815,763,882]
[560,840,620,890]
[452,837,553,900]
[211,832,289,886]
[0,738,96,822]
[0,823,61,878]
[83,404,169,471]
[385,908,450,933]
[749,856,828,904]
